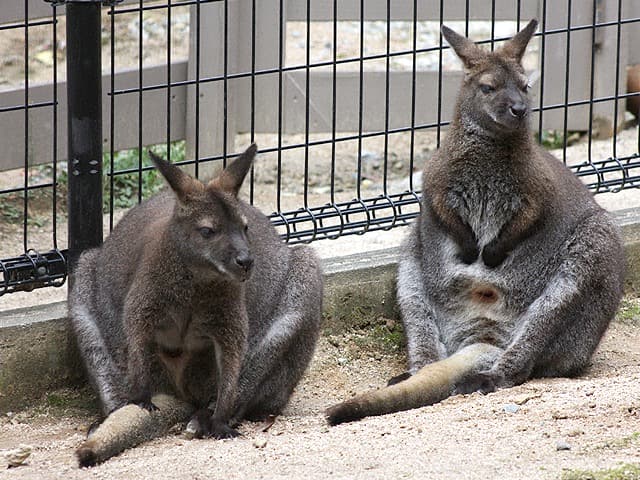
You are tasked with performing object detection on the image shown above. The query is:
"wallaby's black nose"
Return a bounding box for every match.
[235,254,254,272]
[509,103,527,118]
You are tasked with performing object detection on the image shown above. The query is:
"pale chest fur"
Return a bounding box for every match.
[444,169,523,248]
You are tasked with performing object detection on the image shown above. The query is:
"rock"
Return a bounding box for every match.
[253,438,268,449]
[4,444,32,468]
[513,393,541,405]
[556,440,571,451]
[503,403,520,414]
[360,178,374,189]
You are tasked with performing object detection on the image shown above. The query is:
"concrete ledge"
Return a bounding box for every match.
[1,209,640,412]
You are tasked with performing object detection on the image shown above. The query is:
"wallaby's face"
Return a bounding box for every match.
[442,20,538,136]
[149,144,258,283]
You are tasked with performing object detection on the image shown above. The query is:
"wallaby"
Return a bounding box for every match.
[327,20,625,425]
[70,144,323,465]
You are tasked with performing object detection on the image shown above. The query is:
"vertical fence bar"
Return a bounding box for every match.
[66,1,103,271]
[22,0,30,252]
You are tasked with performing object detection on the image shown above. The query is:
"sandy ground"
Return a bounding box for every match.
[1,302,640,480]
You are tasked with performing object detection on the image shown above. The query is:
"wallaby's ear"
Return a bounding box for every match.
[499,19,538,63]
[441,24,485,70]
[209,143,257,196]
[148,150,203,202]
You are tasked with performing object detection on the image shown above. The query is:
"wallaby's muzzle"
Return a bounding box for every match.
[234,251,254,282]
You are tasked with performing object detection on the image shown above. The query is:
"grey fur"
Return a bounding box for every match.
[399,19,625,393]
[69,143,323,443]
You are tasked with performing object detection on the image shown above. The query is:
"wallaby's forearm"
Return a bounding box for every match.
[481,199,545,268]
[424,193,479,264]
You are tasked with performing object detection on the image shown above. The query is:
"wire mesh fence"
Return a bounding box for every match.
[1,0,639,297]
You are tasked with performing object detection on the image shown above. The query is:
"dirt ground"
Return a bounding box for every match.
[1,299,640,480]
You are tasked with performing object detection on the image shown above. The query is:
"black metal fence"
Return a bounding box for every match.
[1,0,639,297]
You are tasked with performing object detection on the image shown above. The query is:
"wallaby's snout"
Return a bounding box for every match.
[234,251,254,279]
[228,237,254,282]
[509,101,527,119]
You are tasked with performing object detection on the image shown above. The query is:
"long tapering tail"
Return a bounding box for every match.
[326,343,500,425]
[76,394,195,467]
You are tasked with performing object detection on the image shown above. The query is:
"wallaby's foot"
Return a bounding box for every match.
[186,409,240,439]
[454,370,498,395]
[86,418,103,437]
[387,371,411,386]
[130,398,158,412]
[186,408,214,438]
[210,421,241,439]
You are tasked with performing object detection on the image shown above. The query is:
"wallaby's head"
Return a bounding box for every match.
[442,19,538,136]
[149,144,258,282]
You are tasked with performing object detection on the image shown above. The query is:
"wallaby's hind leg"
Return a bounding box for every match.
[234,246,322,421]
[397,229,448,374]
[71,303,127,414]
[484,214,624,387]
[532,216,624,379]
[70,252,127,415]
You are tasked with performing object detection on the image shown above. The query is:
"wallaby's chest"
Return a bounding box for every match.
[153,302,229,353]
[445,172,522,247]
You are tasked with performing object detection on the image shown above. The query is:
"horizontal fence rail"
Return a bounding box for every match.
[1,0,639,296]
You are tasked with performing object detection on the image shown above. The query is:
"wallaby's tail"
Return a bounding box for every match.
[326,343,500,425]
[76,394,195,467]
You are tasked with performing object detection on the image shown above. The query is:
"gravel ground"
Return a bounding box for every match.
[1,304,640,479]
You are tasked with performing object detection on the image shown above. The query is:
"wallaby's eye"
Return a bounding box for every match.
[198,227,216,239]
[521,83,531,92]
[480,84,495,94]
[244,224,249,234]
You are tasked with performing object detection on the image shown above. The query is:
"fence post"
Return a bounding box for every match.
[65,1,103,274]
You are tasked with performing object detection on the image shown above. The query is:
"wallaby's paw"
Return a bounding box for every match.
[210,422,241,440]
[387,371,412,386]
[455,370,498,395]
[131,399,158,412]
[458,246,480,264]
[185,408,214,438]
[481,245,508,268]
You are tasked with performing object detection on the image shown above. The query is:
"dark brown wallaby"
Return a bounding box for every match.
[327,20,625,426]
[70,144,323,465]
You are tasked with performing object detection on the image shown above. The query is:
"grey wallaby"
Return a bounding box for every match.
[70,144,323,465]
[327,20,625,425]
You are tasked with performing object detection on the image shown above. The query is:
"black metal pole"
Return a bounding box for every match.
[66,1,103,275]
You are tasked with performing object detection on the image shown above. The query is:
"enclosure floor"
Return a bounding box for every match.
[1,309,640,479]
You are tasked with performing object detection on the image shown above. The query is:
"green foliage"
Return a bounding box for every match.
[561,463,640,480]
[0,197,22,224]
[103,141,185,211]
[617,298,640,324]
[351,318,406,355]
